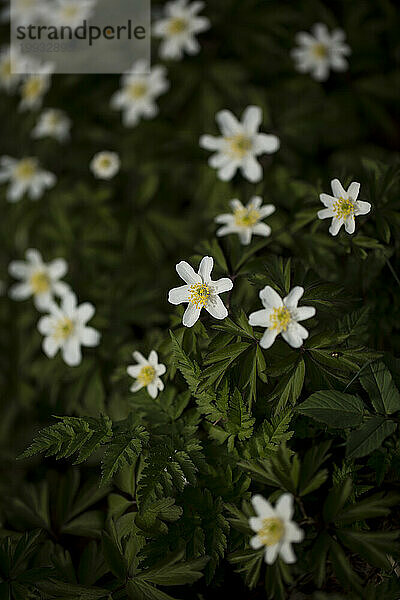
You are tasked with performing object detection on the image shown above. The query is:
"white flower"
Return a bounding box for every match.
[127,350,166,399]
[215,196,275,245]
[0,46,26,93]
[249,493,304,565]
[318,179,371,236]
[38,292,100,366]
[291,23,351,81]
[111,60,169,128]
[2,0,44,25]
[90,151,120,180]
[199,106,280,182]
[0,155,56,202]
[168,255,233,328]
[44,0,96,27]
[249,286,315,349]
[31,108,71,142]
[8,248,70,311]
[19,59,54,111]
[153,0,210,61]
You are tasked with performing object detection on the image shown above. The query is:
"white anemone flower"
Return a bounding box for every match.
[111,60,169,128]
[0,156,56,202]
[44,0,96,27]
[318,178,371,236]
[19,60,54,111]
[31,108,71,143]
[249,493,304,565]
[153,0,210,61]
[90,151,120,180]
[168,256,233,328]
[0,46,27,93]
[291,23,351,81]
[127,350,166,399]
[199,105,280,182]
[38,292,100,366]
[215,196,275,245]
[8,248,70,311]
[2,0,44,25]
[249,286,315,349]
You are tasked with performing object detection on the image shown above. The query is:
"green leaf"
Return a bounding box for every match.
[101,420,149,483]
[346,416,397,458]
[361,361,400,415]
[297,390,364,428]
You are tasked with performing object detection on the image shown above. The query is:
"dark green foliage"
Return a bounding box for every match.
[1,0,400,598]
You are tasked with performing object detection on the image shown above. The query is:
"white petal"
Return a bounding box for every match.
[62,292,77,316]
[52,281,70,298]
[230,199,243,212]
[182,303,201,327]
[294,306,315,322]
[242,105,262,135]
[8,261,29,278]
[241,155,262,183]
[252,223,271,237]
[284,286,304,310]
[281,321,308,348]
[258,204,275,218]
[249,535,263,550]
[43,335,60,358]
[26,249,42,265]
[198,256,213,283]
[265,543,280,565]
[319,193,335,207]
[130,380,143,393]
[156,363,166,376]
[205,295,228,320]
[147,382,158,399]
[212,278,233,294]
[9,282,31,300]
[329,217,343,236]
[34,292,53,312]
[216,109,241,136]
[127,365,142,378]
[37,316,54,336]
[80,327,100,347]
[251,494,275,518]
[285,522,304,543]
[218,160,239,181]
[253,133,280,155]
[249,517,263,532]
[260,328,278,349]
[168,284,190,305]
[344,215,355,234]
[133,351,147,364]
[249,309,270,328]
[318,208,334,219]
[275,493,294,521]
[259,286,282,309]
[355,201,371,216]
[331,178,347,199]
[347,181,360,200]
[176,261,201,284]
[279,542,296,564]
[62,336,82,366]
[76,302,95,324]
[48,258,67,279]
[148,350,158,366]
[199,134,221,151]
[238,229,252,245]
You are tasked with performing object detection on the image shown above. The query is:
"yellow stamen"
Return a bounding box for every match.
[22,76,44,101]
[188,283,210,309]
[168,17,187,35]
[270,306,291,332]
[226,134,252,158]
[312,43,328,59]
[54,318,74,340]
[128,82,148,99]
[333,196,355,220]
[138,365,156,386]
[15,158,36,180]
[30,270,50,294]
[234,207,260,228]
[99,157,111,169]
[258,517,285,546]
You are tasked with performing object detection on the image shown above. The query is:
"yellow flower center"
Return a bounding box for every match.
[168,17,188,34]
[15,158,36,180]
[258,517,285,546]
[270,306,291,332]
[54,317,74,340]
[47,112,61,126]
[63,5,78,18]
[99,157,111,169]
[128,82,148,99]
[189,283,210,309]
[226,134,252,158]
[234,207,260,228]
[333,196,355,220]
[312,43,328,59]
[2,59,11,77]
[138,365,156,386]
[22,76,44,100]
[30,270,50,294]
